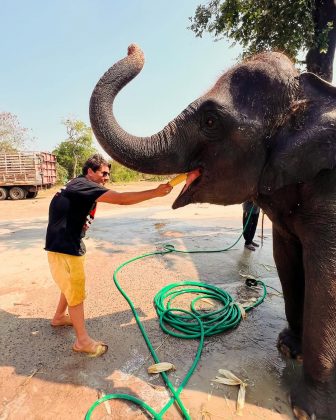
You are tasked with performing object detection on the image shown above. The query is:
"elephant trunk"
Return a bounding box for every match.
[89,44,192,174]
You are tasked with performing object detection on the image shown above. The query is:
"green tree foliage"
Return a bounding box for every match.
[110,160,142,182]
[0,111,31,152]
[110,160,168,183]
[189,0,336,81]
[53,118,97,179]
[55,162,68,185]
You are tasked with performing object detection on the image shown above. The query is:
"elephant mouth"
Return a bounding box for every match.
[172,168,202,209]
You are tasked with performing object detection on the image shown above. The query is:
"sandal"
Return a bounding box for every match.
[73,341,108,358]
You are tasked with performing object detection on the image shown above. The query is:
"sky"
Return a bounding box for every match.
[1,0,242,154]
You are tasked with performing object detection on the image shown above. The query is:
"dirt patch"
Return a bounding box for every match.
[0,182,297,419]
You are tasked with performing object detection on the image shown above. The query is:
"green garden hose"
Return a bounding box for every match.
[85,206,266,419]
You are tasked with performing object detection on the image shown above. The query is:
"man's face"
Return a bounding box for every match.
[87,164,110,186]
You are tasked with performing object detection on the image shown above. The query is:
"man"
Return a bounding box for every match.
[45,154,172,357]
[242,201,260,251]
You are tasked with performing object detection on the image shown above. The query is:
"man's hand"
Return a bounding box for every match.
[154,183,173,197]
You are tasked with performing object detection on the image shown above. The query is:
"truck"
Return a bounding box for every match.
[0,151,57,200]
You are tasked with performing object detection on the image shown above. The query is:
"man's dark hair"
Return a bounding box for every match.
[82,154,111,175]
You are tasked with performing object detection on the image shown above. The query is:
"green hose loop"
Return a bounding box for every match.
[85,205,265,419]
[156,281,266,339]
[162,204,254,255]
[85,394,159,419]
[156,281,240,338]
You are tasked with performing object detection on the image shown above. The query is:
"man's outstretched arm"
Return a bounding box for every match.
[96,183,173,205]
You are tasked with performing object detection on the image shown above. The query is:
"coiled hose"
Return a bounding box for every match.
[85,207,266,419]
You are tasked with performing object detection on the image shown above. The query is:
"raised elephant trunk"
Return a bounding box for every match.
[89,44,192,174]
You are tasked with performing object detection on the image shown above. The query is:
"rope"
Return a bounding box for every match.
[261,210,266,247]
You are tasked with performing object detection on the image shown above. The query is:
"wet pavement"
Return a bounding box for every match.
[0,196,298,419]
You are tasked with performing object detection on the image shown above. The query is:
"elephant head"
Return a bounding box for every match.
[90,44,336,207]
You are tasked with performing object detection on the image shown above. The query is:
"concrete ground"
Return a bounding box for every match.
[0,182,299,419]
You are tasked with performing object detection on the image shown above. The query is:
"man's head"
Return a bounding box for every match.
[83,154,111,186]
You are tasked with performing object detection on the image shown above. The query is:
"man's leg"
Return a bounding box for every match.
[243,212,257,250]
[66,256,107,354]
[48,251,107,355]
[51,293,73,326]
[243,211,251,243]
[68,302,96,347]
[69,302,108,355]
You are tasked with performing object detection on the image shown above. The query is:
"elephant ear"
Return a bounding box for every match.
[259,72,336,195]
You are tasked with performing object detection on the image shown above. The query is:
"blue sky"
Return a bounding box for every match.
[1,1,241,153]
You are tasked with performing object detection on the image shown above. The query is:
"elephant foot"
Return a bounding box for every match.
[290,375,336,420]
[277,328,302,362]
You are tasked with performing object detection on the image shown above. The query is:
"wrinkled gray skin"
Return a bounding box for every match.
[90,44,336,419]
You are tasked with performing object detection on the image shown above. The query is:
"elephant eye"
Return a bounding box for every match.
[202,113,218,129]
[199,106,225,139]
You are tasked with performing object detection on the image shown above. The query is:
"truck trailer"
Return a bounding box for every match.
[0,151,57,200]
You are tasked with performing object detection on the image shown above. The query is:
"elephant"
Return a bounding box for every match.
[89,44,336,419]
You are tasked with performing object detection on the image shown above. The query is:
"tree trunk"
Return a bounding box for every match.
[305,0,336,82]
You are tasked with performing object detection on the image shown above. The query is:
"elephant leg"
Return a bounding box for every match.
[284,220,336,420]
[289,245,336,419]
[290,374,336,419]
[272,227,305,361]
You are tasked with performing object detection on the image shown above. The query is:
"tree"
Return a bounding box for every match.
[53,118,97,179]
[0,112,31,152]
[189,0,336,81]
[55,162,69,185]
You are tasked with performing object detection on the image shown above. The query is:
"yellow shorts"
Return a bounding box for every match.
[47,251,86,306]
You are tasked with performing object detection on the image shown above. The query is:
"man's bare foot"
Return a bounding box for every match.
[72,339,108,357]
[51,314,73,327]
